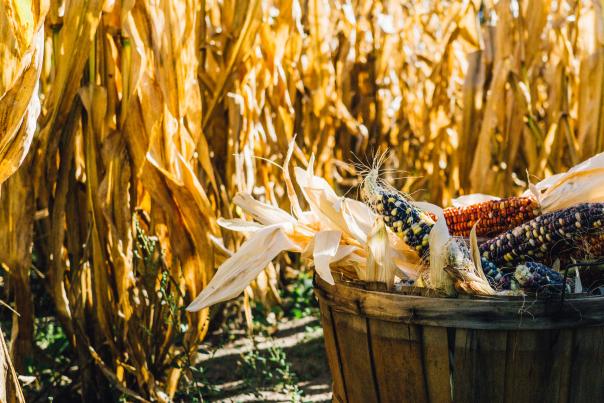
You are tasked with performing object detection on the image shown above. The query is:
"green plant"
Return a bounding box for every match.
[284,271,319,319]
[250,269,318,334]
[23,317,78,402]
[237,342,303,401]
[173,353,219,403]
[135,219,218,401]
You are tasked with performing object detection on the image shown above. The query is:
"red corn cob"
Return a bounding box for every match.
[427,196,541,238]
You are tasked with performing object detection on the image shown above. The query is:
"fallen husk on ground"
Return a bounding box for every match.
[189,149,604,312]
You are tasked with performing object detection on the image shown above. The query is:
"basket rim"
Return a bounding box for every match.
[314,275,604,330]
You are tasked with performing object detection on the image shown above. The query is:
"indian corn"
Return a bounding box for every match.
[481,257,502,284]
[480,203,604,266]
[373,190,435,257]
[513,261,567,293]
[482,259,567,292]
[443,197,540,237]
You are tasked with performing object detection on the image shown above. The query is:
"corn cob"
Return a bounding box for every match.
[482,259,568,293]
[372,190,435,257]
[513,262,567,293]
[442,197,540,237]
[481,257,502,284]
[496,270,518,291]
[480,203,604,266]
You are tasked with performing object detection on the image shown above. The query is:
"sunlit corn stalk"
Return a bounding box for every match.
[0,4,46,400]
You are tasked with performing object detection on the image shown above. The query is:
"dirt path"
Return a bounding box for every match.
[200,316,332,402]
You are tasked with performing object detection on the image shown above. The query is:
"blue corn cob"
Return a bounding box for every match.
[373,191,435,257]
[481,259,567,293]
[481,257,502,284]
[480,203,604,266]
[513,262,567,293]
[481,258,518,290]
[498,271,520,291]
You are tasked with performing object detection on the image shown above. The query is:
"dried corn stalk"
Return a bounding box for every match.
[0,2,47,397]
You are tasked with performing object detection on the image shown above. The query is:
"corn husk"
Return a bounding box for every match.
[424,202,456,295]
[527,151,604,213]
[451,194,500,207]
[187,144,421,311]
[187,224,301,311]
[365,217,396,288]
[425,213,499,296]
[312,230,341,285]
[445,224,498,296]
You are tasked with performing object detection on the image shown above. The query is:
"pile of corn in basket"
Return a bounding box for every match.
[187,143,604,312]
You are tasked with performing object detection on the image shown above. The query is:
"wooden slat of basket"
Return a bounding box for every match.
[315,277,604,330]
[421,326,452,403]
[453,329,507,403]
[317,299,347,402]
[368,320,428,402]
[316,277,604,402]
[331,311,380,403]
[503,329,573,402]
[569,327,604,402]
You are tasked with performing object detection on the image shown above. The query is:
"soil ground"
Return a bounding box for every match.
[200,316,332,402]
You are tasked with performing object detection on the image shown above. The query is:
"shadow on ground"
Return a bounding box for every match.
[200,316,332,402]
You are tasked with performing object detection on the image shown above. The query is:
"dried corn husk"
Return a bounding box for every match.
[188,145,422,311]
[452,194,500,207]
[423,202,456,295]
[528,151,604,213]
[365,217,396,288]
[311,230,341,285]
[187,224,301,311]
[444,224,498,296]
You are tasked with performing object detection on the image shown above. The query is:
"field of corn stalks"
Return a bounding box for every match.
[1,0,604,400]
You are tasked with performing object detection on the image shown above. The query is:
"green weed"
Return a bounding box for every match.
[237,342,303,402]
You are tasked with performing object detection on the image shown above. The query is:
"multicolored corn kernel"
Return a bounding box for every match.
[442,196,540,237]
[481,257,502,284]
[498,271,519,291]
[513,262,566,293]
[481,258,519,291]
[374,191,435,257]
[483,260,567,293]
[479,203,604,266]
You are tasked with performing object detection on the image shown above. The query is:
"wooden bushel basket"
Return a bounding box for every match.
[314,276,604,403]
